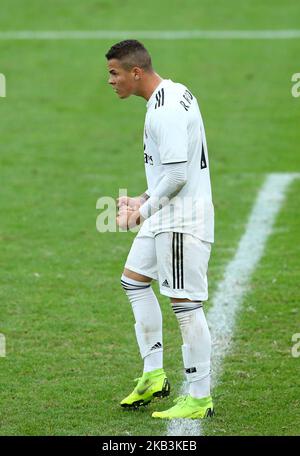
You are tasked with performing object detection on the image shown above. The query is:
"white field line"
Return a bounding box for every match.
[0,30,300,40]
[167,172,300,436]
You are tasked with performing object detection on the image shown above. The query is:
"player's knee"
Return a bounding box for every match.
[171,301,203,325]
[120,274,151,295]
[123,268,152,283]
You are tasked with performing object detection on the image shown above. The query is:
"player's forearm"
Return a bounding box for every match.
[139,162,187,220]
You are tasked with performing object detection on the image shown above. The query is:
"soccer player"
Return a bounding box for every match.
[105,40,214,419]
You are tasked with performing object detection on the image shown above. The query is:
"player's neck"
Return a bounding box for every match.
[137,72,163,101]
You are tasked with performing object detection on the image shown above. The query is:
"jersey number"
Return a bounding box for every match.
[200,143,207,169]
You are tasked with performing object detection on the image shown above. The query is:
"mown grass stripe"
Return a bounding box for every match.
[0,30,300,40]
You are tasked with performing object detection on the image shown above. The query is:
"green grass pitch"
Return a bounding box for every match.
[0,0,299,436]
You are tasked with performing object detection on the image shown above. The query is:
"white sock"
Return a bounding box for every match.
[144,351,163,373]
[189,375,210,399]
[173,302,211,399]
[121,274,163,373]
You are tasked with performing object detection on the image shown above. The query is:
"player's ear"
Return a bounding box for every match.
[132,67,142,81]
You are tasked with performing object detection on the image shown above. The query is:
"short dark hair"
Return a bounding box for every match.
[105,40,153,71]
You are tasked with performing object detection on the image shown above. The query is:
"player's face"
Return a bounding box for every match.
[107,59,137,99]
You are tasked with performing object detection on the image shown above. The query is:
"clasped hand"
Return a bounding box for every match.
[116,196,142,230]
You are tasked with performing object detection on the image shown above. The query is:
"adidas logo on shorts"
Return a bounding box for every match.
[162,279,170,288]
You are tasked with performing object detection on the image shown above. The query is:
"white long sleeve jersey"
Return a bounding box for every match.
[142,79,214,243]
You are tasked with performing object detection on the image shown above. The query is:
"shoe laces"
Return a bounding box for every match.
[133,371,164,390]
[133,377,144,389]
[133,376,151,387]
[173,395,188,406]
[133,373,160,384]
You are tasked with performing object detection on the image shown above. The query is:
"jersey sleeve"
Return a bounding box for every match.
[150,105,188,164]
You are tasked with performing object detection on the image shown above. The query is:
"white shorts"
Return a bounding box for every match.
[125,224,211,301]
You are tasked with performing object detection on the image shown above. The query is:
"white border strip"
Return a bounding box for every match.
[167,172,300,436]
[0,30,300,40]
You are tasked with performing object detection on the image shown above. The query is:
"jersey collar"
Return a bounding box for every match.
[146,79,171,109]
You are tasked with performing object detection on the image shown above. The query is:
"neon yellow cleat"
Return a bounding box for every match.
[120,368,170,409]
[152,394,214,419]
